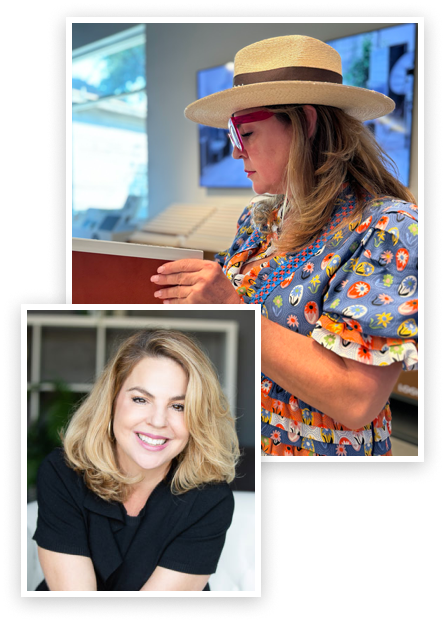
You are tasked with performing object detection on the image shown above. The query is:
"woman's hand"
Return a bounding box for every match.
[150,259,242,304]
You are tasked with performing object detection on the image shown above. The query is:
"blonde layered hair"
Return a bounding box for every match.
[61,329,240,502]
[252,104,416,253]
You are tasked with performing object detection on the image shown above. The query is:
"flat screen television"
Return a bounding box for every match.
[197,23,417,189]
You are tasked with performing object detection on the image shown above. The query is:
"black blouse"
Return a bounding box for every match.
[33,448,234,591]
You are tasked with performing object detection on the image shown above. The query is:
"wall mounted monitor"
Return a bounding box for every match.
[196,23,416,189]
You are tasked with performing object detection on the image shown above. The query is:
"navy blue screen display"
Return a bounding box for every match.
[197,23,416,189]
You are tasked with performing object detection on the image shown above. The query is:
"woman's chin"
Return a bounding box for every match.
[252,181,282,195]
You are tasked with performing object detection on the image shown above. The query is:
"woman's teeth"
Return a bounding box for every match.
[137,433,167,446]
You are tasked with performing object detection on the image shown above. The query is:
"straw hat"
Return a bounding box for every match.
[184,35,395,128]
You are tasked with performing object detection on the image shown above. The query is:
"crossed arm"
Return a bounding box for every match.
[37,548,210,591]
[261,315,402,429]
[151,258,402,428]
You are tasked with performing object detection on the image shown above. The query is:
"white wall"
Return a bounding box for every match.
[72,22,418,218]
[145,22,418,217]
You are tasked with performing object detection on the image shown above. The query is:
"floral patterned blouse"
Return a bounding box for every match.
[216,185,418,456]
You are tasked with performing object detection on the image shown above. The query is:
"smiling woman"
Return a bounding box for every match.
[33,330,239,591]
[112,357,190,490]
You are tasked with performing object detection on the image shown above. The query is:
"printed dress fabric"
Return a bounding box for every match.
[216,185,418,456]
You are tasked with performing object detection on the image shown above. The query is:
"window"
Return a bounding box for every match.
[72,25,148,240]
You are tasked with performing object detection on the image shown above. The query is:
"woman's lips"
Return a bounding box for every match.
[135,431,168,440]
[245,170,255,177]
[135,431,170,451]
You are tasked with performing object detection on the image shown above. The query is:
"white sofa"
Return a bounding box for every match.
[27,490,255,592]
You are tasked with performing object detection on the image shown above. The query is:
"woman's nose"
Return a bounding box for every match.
[147,407,168,428]
[232,145,245,160]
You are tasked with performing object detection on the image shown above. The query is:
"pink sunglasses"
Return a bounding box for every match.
[228,110,275,151]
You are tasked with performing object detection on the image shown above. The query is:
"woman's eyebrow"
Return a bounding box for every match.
[127,386,186,401]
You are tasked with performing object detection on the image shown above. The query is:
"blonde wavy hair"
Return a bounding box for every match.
[252,104,416,254]
[61,329,240,502]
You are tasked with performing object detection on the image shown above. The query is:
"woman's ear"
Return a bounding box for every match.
[303,105,317,138]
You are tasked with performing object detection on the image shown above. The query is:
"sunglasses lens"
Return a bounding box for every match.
[228,119,242,150]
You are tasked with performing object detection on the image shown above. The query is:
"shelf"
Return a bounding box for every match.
[27,312,238,423]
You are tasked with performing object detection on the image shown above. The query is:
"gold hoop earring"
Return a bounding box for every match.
[108,419,114,441]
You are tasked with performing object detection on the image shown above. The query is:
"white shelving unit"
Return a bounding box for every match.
[27,312,239,423]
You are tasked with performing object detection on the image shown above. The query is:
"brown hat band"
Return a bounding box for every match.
[233,66,343,87]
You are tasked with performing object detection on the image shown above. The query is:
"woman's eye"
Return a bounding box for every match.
[132,397,146,404]
[241,132,252,138]
[172,403,185,412]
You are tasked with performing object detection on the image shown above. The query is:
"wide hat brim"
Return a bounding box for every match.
[184,80,395,128]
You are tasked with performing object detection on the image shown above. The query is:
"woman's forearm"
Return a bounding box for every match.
[140,567,210,591]
[37,547,97,590]
[261,316,402,429]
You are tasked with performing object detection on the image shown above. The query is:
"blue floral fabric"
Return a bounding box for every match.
[216,185,419,456]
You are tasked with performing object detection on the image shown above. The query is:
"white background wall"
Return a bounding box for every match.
[73,21,418,218]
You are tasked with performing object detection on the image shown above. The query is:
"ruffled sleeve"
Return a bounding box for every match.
[311,200,418,370]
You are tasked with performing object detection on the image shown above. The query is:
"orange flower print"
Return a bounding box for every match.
[376,293,394,305]
[398,299,418,316]
[321,253,334,270]
[335,444,348,456]
[357,346,372,363]
[356,215,372,233]
[286,314,299,330]
[270,429,282,444]
[304,301,320,324]
[272,400,283,415]
[280,272,295,288]
[261,378,273,395]
[376,215,389,229]
[301,261,315,279]
[347,281,371,299]
[344,318,363,332]
[336,437,352,455]
[395,248,409,271]
[289,395,299,411]
[361,334,375,348]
